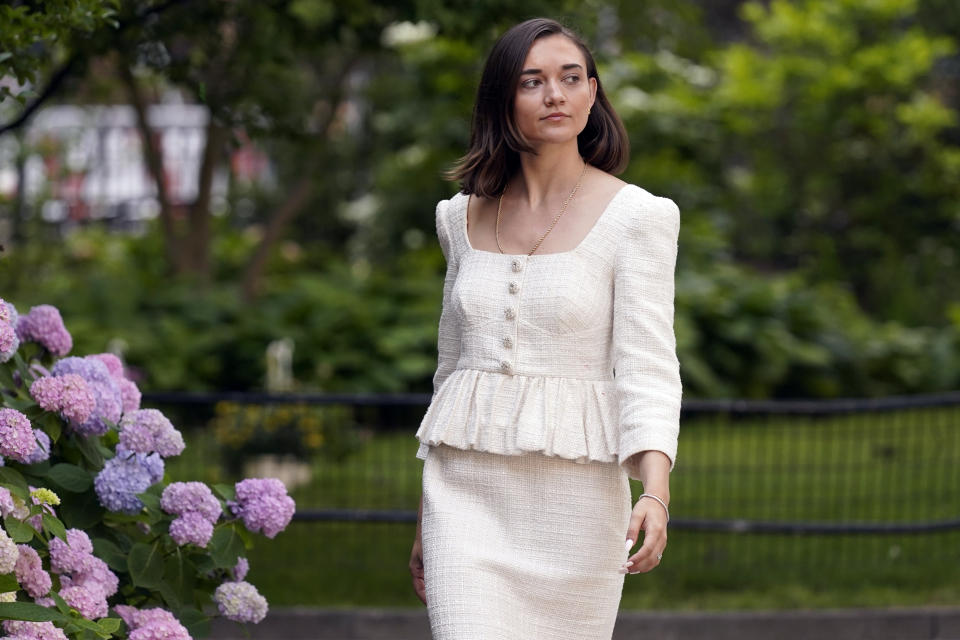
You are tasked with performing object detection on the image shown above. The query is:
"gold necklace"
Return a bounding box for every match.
[496,160,588,256]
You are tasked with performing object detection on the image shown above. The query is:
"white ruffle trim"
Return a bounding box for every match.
[415,368,622,465]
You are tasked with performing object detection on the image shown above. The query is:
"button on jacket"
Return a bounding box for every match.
[415,184,682,479]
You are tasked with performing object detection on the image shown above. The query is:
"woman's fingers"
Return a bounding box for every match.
[621,503,667,574]
[410,541,428,605]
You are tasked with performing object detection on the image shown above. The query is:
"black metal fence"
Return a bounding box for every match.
[146,390,960,608]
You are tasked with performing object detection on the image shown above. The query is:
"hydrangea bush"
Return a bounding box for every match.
[0,299,296,639]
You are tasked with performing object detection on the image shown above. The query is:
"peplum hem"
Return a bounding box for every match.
[415,367,622,467]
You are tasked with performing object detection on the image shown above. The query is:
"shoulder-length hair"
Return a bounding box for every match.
[446,17,629,198]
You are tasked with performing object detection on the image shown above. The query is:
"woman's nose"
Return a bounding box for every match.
[544,80,566,105]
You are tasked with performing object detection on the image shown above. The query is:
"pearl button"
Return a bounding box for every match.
[508,281,519,294]
[503,336,513,348]
[505,307,516,319]
[501,360,512,371]
[511,259,523,273]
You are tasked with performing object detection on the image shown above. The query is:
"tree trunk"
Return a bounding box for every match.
[185,117,228,282]
[119,57,181,276]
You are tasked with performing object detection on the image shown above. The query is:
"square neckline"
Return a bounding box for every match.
[460,184,632,258]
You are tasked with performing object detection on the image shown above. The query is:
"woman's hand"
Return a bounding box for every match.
[621,495,668,574]
[410,494,427,604]
[620,450,671,575]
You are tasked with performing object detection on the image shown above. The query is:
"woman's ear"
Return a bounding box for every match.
[589,76,597,110]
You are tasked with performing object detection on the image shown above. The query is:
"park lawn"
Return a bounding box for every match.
[166,407,960,610]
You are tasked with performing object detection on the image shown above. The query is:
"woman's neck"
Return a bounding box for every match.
[512,141,585,210]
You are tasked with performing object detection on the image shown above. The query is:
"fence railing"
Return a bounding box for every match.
[143,389,960,607]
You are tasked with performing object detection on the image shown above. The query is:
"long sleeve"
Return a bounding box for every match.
[612,195,682,478]
[417,199,461,460]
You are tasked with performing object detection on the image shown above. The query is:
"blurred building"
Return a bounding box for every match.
[0,94,273,237]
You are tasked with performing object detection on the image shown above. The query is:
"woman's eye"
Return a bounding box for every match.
[521,79,541,88]
[563,75,580,84]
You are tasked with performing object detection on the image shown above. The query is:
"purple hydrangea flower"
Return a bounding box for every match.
[230,478,296,539]
[119,409,185,458]
[59,554,118,598]
[161,482,221,522]
[93,449,164,514]
[233,556,249,582]
[213,580,268,623]
[0,299,12,325]
[168,512,215,548]
[161,482,220,548]
[0,321,17,363]
[15,305,72,357]
[14,544,51,599]
[114,606,192,640]
[117,377,142,413]
[2,620,69,640]
[48,529,94,574]
[0,488,15,518]
[88,353,124,378]
[21,429,50,465]
[0,408,37,463]
[0,527,19,574]
[50,357,121,436]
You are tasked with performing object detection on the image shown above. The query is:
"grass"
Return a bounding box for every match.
[165,405,960,610]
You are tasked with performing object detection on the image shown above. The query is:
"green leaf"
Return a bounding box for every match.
[42,513,67,542]
[213,483,235,502]
[97,617,121,634]
[178,608,210,639]
[92,537,128,572]
[0,573,18,591]
[164,551,195,611]
[2,397,33,412]
[74,435,104,469]
[137,491,161,512]
[0,602,63,622]
[0,468,28,494]
[60,489,104,529]
[128,541,164,588]
[3,516,34,543]
[49,591,71,615]
[209,525,245,568]
[48,463,93,492]
[38,413,62,443]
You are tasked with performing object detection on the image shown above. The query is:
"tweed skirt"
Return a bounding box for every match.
[421,443,633,640]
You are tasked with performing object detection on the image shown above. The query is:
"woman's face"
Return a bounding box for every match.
[512,34,597,150]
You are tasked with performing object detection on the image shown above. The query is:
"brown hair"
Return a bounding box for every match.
[446,17,629,198]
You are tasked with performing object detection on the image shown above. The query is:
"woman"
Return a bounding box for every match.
[409,17,681,639]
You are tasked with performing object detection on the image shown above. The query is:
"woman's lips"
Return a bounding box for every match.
[543,113,568,121]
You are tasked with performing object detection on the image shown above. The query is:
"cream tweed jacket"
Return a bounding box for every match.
[415,183,682,478]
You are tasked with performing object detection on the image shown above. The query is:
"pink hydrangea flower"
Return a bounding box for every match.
[60,583,108,619]
[2,620,68,640]
[117,377,142,413]
[14,544,51,599]
[0,322,17,362]
[0,528,19,574]
[29,376,61,411]
[0,408,37,463]
[114,605,192,640]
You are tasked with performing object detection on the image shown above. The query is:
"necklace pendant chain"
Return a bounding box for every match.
[496,160,588,256]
